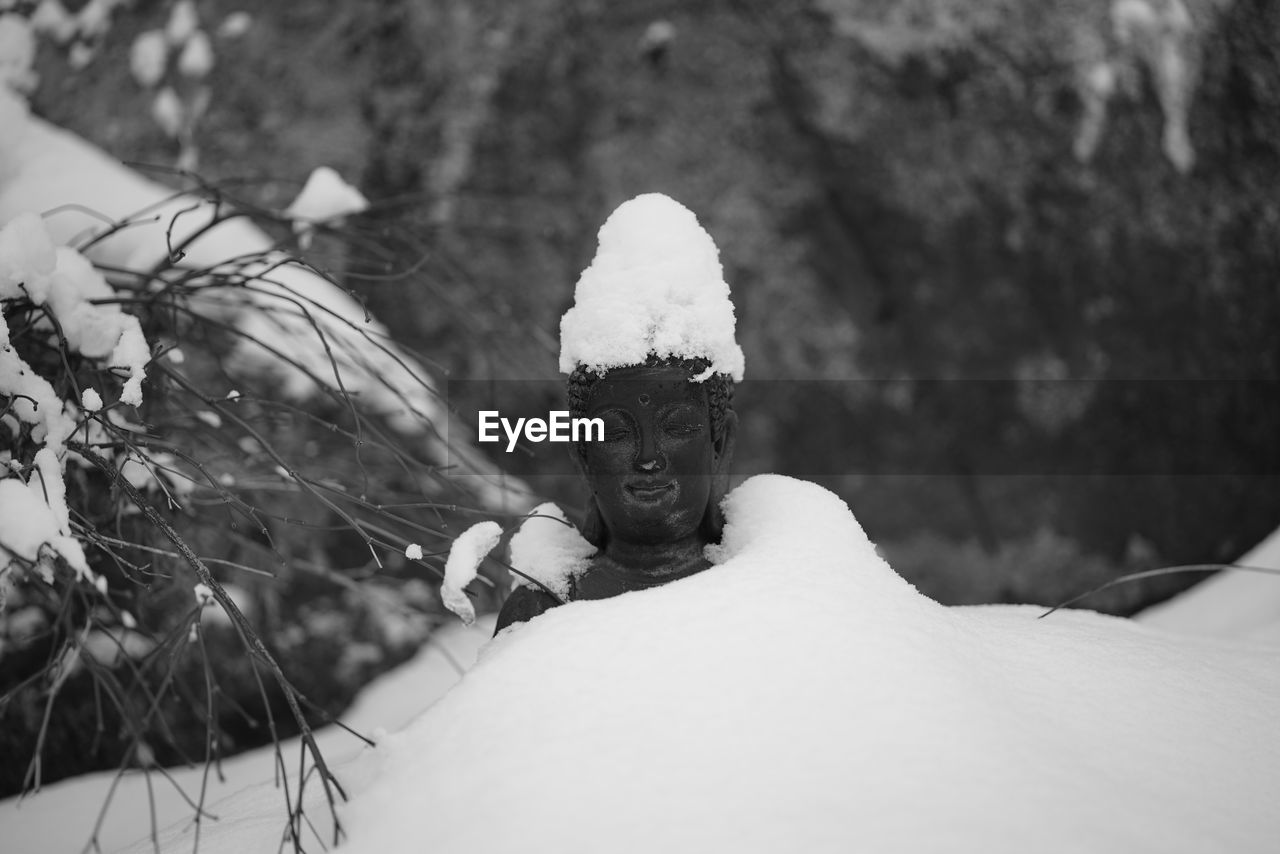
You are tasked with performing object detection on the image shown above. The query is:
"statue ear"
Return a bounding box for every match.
[712,409,738,474]
[701,409,737,544]
[570,439,588,474]
[580,495,608,550]
[700,475,728,544]
[572,443,607,549]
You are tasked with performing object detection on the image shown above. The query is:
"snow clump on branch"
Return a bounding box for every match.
[1,212,148,435]
[1,212,151,582]
[441,522,502,625]
[0,449,89,578]
[285,166,370,250]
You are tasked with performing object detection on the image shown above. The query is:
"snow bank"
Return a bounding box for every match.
[142,475,1280,854]
[559,193,745,380]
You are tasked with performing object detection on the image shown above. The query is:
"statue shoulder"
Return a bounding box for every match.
[493,583,565,635]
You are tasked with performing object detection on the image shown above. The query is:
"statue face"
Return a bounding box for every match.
[578,364,720,547]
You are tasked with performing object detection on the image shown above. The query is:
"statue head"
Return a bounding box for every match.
[567,355,736,550]
[559,193,745,554]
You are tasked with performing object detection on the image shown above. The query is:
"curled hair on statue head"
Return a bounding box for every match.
[568,354,735,551]
[566,354,735,444]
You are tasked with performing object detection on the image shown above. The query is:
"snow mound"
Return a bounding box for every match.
[559,193,745,381]
[508,502,595,599]
[121,475,1280,853]
[320,475,1278,853]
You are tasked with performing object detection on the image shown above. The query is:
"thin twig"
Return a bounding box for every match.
[1039,563,1280,618]
[72,444,349,850]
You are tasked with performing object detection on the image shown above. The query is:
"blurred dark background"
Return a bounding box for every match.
[30,0,1280,613]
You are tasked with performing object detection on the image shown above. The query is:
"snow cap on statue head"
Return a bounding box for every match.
[558,193,745,381]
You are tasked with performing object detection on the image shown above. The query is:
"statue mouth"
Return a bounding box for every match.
[625,481,675,501]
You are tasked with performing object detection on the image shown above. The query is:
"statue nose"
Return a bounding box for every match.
[635,427,665,472]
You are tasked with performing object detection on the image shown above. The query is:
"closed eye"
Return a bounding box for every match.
[598,411,634,442]
[661,405,704,436]
[663,421,702,436]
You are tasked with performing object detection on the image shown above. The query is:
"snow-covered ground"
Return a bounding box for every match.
[2,487,1277,853]
[32,474,1268,854]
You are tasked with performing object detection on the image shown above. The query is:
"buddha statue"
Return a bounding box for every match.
[495,357,737,631]
[494,193,744,633]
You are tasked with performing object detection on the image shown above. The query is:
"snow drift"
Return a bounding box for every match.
[135,475,1280,854]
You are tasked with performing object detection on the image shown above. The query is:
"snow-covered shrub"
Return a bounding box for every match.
[0,3,533,847]
[0,173,519,851]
